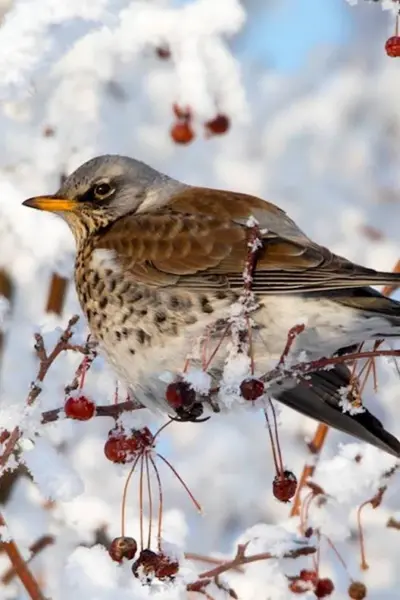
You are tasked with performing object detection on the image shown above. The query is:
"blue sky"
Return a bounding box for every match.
[240,0,351,71]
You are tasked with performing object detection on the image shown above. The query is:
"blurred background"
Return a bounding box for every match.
[1,0,400,598]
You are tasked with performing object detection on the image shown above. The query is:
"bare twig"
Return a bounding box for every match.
[1,535,54,585]
[0,514,47,600]
[196,545,315,579]
[290,424,329,518]
[0,315,86,472]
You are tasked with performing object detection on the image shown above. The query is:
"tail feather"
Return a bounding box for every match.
[274,363,400,458]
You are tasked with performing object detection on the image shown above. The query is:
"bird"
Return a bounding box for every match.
[23,154,400,457]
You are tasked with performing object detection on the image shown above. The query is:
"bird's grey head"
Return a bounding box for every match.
[22,154,186,241]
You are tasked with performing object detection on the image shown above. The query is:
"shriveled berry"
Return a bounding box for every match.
[64,395,95,420]
[240,378,265,401]
[132,549,159,580]
[272,470,297,503]
[155,553,179,580]
[205,114,230,136]
[132,549,179,581]
[348,581,367,600]
[170,120,194,145]
[134,427,153,450]
[315,578,334,598]
[385,36,400,58]
[166,381,196,409]
[109,536,137,562]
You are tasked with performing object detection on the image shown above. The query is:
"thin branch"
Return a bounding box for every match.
[0,514,47,600]
[1,535,54,585]
[0,315,86,472]
[290,424,329,518]
[196,545,315,580]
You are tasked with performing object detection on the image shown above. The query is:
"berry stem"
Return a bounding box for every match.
[121,453,141,538]
[152,419,173,442]
[78,356,89,389]
[148,454,164,551]
[156,453,202,513]
[357,501,370,571]
[145,454,153,549]
[264,408,280,474]
[204,323,231,371]
[139,454,145,551]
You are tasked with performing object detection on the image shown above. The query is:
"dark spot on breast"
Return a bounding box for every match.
[136,329,150,344]
[216,290,228,300]
[200,296,214,314]
[99,297,108,310]
[131,290,143,303]
[92,271,100,286]
[121,327,129,338]
[120,281,130,295]
[116,331,122,341]
[155,311,166,324]
[169,296,180,309]
[140,309,148,316]
[129,348,135,355]
[108,279,116,293]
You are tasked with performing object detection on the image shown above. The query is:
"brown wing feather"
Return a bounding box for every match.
[94,187,400,293]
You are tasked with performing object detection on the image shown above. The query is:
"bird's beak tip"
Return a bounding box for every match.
[22,196,77,212]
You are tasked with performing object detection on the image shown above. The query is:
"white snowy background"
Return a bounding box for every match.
[1,0,400,598]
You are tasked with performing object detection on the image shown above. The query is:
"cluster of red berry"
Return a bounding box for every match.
[289,570,334,598]
[104,426,154,464]
[170,104,230,145]
[109,537,179,581]
[289,570,366,598]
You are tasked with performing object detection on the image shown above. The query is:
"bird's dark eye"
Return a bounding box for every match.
[93,181,114,199]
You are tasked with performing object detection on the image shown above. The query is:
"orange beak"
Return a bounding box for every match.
[22,196,78,212]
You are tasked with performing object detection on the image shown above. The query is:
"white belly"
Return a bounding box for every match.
[98,295,397,413]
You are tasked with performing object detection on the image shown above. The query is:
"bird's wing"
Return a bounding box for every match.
[95,187,400,293]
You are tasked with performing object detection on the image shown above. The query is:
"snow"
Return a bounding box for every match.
[1,0,400,598]
[22,437,84,501]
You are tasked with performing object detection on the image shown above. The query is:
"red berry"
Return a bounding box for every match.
[348,582,367,600]
[300,570,318,586]
[170,120,194,145]
[205,114,230,136]
[173,103,191,120]
[64,395,95,421]
[315,578,334,598]
[104,427,135,464]
[240,378,265,401]
[289,580,308,594]
[109,536,137,562]
[385,36,400,57]
[0,429,10,444]
[166,381,196,409]
[156,45,171,59]
[272,470,297,503]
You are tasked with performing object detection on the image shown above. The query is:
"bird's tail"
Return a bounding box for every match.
[274,363,400,458]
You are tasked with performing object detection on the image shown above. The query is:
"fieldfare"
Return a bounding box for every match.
[23,155,400,457]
